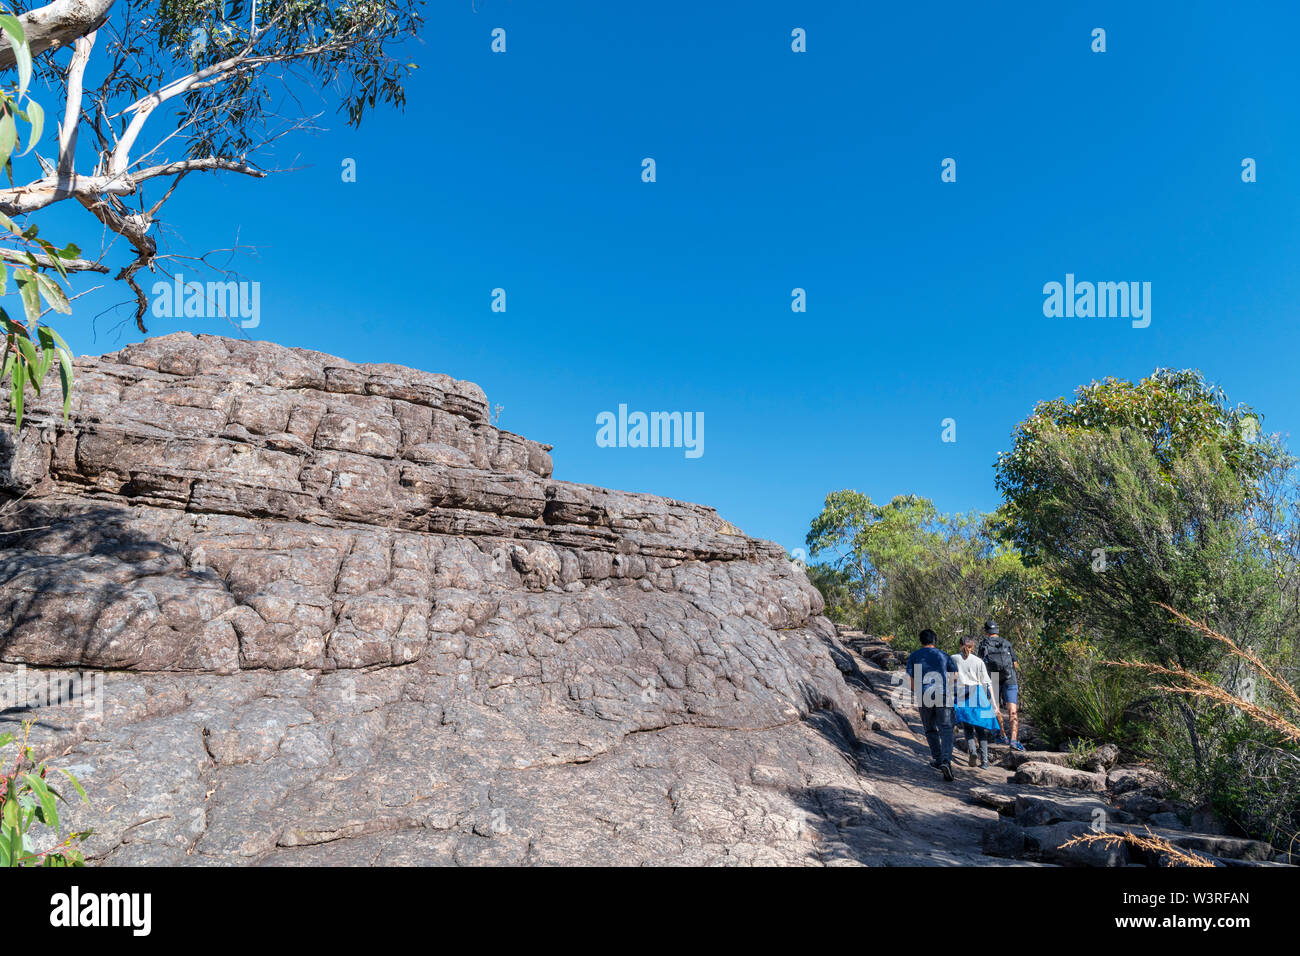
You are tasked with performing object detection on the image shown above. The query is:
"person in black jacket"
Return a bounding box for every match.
[978,620,1024,751]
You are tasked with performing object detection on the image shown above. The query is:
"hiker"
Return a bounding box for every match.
[952,635,1004,768]
[978,620,1024,751]
[906,628,958,781]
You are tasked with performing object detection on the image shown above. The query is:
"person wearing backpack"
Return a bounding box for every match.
[978,620,1024,751]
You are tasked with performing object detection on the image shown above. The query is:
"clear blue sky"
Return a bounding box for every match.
[40,1,1300,557]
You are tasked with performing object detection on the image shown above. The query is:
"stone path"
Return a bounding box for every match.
[831,627,1293,867]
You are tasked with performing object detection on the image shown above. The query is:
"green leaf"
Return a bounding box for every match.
[43,325,71,353]
[13,269,39,324]
[0,16,27,51]
[35,344,51,382]
[20,773,57,832]
[34,272,69,313]
[19,98,41,155]
[31,329,74,420]
[0,15,32,100]
[55,345,72,419]
[14,333,38,395]
[0,106,15,167]
[11,359,25,428]
[55,768,87,803]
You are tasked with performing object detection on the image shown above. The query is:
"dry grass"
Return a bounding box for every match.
[1092,607,1300,862]
[1060,827,1216,867]
[1105,606,1300,746]
[1156,602,1300,713]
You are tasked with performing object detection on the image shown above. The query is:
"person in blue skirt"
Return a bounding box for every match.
[951,634,1004,768]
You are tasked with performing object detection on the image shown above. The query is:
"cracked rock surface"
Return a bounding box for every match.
[0,333,1005,866]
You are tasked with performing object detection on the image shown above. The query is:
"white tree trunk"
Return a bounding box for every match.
[0,0,117,70]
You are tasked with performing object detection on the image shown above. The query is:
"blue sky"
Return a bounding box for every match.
[34,1,1300,557]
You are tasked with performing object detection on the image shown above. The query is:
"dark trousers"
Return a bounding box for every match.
[920,705,954,766]
[962,723,990,762]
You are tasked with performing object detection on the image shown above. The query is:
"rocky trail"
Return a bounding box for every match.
[0,333,1291,867]
[832,629,1292,867]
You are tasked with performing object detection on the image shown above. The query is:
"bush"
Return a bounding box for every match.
[1019,635,1154,752]
[1115,608,1300,855]
[804,562,869,630]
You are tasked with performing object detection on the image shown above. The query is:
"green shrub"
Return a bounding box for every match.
[1020,636,1154,752]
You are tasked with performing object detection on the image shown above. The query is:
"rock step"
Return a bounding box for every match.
[1013,761,1108,793]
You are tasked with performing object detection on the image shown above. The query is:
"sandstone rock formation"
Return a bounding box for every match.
[0,333,920,865]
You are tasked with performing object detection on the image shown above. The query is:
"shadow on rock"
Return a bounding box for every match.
[0,495,203,668]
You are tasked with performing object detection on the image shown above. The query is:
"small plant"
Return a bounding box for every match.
[0,720,91,866]
[1065,737,1095,766]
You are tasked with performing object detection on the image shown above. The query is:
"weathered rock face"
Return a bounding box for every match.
[0,333,883,865]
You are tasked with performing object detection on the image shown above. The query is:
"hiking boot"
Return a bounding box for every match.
[1009,741,1026,752]
[967,751,977,767]
[929,759,942,769]
[941,762,954,782]
[980,758,990,769]
[994,734,1009,745]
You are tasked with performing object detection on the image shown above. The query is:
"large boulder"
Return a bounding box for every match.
[981,819,1026,858]
[1014,791,1135,828]
[1079,743,1121,773]
[1112,826,1276,864]
[1107,765,1169,796]
[1112,790,1166,819]
[970,785,1018,815]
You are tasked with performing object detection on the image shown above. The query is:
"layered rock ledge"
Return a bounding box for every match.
[0,333,893,865]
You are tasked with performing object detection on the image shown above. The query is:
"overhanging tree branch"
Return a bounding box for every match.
[0,246,107,272]
[1,0,422,331]
[0,0,115,70]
